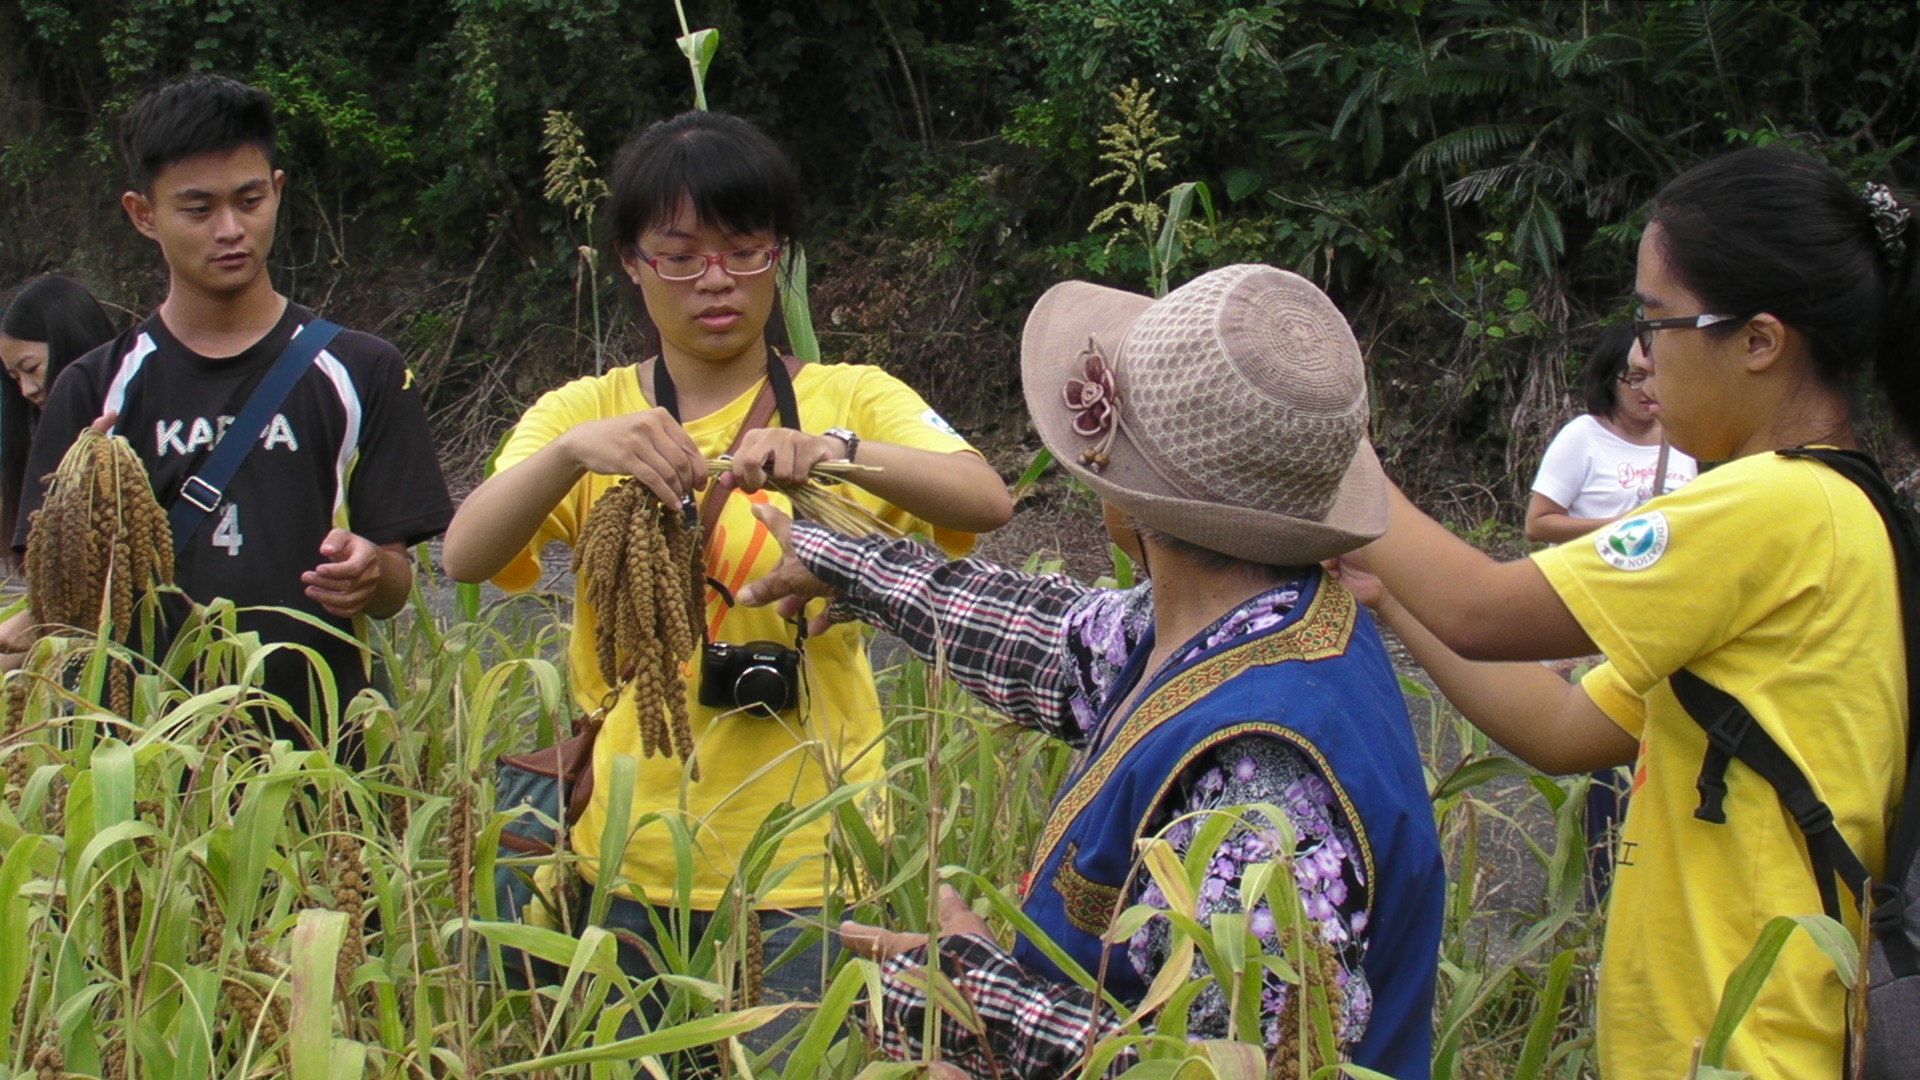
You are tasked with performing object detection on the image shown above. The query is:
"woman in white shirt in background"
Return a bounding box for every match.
[1527,322,1697,544]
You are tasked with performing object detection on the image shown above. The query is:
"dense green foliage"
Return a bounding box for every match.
[3,0,1918,490]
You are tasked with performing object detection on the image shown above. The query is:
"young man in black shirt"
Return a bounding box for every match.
[9,74,452,763]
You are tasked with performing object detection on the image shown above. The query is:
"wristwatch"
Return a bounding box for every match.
[823,427,860,462]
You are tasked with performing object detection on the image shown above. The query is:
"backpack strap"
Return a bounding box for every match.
[1781,448,1920,760]
[168,318,342,554]
[1671,446,1920,974]
[1781,447,1920,976]
[1671,667,1872,921]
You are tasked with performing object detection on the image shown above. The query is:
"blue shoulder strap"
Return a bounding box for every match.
[168,318,342,554]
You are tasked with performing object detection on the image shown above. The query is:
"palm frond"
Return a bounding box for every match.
[1399,54,1526,102]
[1443,161,1520,206]
[1407,123,1535,176]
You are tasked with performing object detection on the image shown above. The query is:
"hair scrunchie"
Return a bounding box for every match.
[1862,181,1910,267]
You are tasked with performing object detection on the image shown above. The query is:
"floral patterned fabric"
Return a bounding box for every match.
[788,524,1379,1075]
[1070,582,1371,1044]
[1130,738,1372,1046]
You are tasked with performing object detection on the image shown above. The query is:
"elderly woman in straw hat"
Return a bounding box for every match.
[740,264,1443,1079]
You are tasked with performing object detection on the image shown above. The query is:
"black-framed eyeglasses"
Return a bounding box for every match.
[1616,370,1650,389]
[636,246,782,282]
[1633,311,1747,358]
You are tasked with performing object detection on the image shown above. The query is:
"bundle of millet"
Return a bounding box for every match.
[24,428,173,715]
[572,479,704,778]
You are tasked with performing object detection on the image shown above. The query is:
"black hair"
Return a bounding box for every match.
[1649,146,1920,438]
[119,73,277,192]
[0,275,116,570]
[603,110,805,269]
[1580,322,1636,418]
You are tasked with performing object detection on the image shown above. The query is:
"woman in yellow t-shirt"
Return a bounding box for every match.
[442,111,1012,1035]
[1338,147,1914,1078]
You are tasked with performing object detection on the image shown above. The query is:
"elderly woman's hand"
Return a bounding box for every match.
[735,502,842,635]
[839,885,992,962]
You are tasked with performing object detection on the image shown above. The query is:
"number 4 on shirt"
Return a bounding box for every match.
[212,503,243,556]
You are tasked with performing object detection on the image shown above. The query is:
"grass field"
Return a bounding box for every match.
[0,553,1619,1080]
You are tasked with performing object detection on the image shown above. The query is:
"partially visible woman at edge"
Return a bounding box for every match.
[1338,147,1915,1078]
[0,274,116,661]
[441,110,1012,1036]
[1524,322,1696,544]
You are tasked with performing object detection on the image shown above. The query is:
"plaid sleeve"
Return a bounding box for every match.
[790,522,1101,742]
[875,934,1134,1080]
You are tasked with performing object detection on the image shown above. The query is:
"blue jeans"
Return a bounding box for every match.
[1585,765,1631,904]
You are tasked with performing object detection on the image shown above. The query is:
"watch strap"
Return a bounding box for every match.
[824,426,860,462]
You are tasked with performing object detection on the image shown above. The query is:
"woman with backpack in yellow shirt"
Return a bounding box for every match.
[1342,147,1915,1078]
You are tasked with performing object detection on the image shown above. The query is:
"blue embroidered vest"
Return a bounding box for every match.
[1009,572,1443,1080]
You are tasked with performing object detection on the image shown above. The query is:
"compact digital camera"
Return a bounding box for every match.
[697,640,801,715]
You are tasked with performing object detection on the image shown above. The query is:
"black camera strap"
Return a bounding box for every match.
[646,347,803,540]
[644,349,806,648]
[649,348,800,435]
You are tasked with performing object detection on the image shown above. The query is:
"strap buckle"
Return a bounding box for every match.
[1693,767,1731,824]
[1787,791,1837,836]
[1691,698,1750,824]
[1696,698,1754,752]
[178,475,223,513]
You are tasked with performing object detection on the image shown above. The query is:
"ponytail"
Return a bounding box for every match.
[1870,186,1920,439]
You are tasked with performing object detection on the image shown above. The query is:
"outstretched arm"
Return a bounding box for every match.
[1360,485,1595,661]
[1327,559,1636,774]
[726,427,1013,533]
[842,885,1131,1080]
[738,504,1119,741]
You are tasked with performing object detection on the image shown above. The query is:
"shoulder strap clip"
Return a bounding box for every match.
[167,318,342,555]
[177,475,223,514]
[1671,664,1872,921]
[1673,667,1749,823]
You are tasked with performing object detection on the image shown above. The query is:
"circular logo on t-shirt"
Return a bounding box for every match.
[1595,510,1669,571]
[921,408,959,436]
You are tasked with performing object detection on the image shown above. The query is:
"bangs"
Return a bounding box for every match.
[606,112,803,258]
[636,139,785,240]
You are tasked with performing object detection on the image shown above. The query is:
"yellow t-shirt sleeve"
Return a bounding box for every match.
[1531,457,1830,697]
[845,367,985,556]
[1578,660,1650,738]
[486,378,606,593]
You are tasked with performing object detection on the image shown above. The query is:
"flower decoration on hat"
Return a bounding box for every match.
[1063,336,1120,470]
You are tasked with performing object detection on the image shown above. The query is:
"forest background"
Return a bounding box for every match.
[5,0,1920,518]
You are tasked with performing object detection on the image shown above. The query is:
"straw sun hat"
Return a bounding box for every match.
[1021,263,1388,566]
